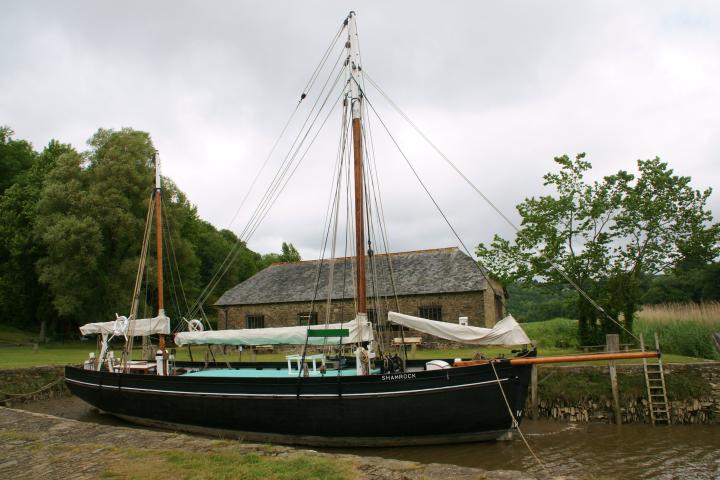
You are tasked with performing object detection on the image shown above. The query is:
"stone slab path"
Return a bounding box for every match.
[0,407,552,480]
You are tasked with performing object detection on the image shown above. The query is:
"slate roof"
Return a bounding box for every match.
[215,247,488,306]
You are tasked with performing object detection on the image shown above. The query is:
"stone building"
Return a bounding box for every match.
[215,247,506,335]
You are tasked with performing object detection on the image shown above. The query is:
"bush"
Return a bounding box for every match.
[522,318,580,349]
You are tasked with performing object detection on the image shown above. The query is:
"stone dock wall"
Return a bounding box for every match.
[0,366,69,406]
[526,362,720,424]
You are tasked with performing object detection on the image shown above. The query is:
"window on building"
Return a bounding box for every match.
[366,308,376,323]
[246,314,265,329]
[418,305,442,321]
[297,312,318,326]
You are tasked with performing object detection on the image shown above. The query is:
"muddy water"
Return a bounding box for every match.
[18,397,720,479]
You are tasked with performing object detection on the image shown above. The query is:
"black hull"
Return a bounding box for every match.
[65,360,532,447]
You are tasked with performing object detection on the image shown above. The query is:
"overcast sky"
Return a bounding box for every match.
[2,1,719,260]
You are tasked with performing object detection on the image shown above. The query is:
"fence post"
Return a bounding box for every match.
[607,334,622,425]
[531,364,538,419]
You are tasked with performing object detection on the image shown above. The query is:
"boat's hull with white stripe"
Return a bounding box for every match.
[64,359,532,446]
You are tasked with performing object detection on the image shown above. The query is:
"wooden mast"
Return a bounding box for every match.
[348,11,366,316]
[154,154,167,373]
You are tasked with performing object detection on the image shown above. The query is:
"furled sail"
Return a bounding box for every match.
[175,316,374,346]
[79,315,171,337]
[387,311,531,346]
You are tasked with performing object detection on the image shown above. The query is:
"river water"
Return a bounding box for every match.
[18,397,720,479]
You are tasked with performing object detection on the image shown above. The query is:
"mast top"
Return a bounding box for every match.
[154,153,162,190]
[347,12,362,120]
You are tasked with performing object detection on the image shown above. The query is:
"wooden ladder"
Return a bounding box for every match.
[641,333,670,425]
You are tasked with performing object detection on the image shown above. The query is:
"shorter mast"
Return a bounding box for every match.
[154,154,168,374]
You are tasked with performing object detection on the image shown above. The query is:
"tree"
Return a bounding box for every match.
[280,242,301,262]
[0,126,35,194]
[0,139,73,337]
[477,154,719,344]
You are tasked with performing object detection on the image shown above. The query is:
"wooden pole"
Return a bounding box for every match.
[607,334,622,425]
[531,364,539,420]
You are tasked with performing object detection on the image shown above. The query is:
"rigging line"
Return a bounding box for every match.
[302,20,347,99]
[243,77,349,243]
[162,225,183,334]
[241,62,349,242]
[323,98,351,332]
[306,96,349,337]
[489,361,549,474]
[161,197,193,321]
[237,45,348,241]
[189,75,349,318]
[362,71,639,341]
[363,117,401,356]
[227,20,345,232]
[186,42,348,319]
[361,127,386,351]
[361,111,400,316]
[362,91,504,300]
[125,191,155,358]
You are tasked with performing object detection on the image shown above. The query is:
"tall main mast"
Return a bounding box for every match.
[348,12,367,316]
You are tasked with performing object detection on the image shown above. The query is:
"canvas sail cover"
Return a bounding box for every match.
[175,316,374,347]
[79,315,171,337]
[387,311,531,346]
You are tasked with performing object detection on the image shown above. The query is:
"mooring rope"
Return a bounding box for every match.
[489,361,549,475]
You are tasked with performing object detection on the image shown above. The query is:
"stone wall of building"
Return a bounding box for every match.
[218,290,496,336]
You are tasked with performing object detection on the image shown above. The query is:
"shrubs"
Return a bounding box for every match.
[522,318,580,349]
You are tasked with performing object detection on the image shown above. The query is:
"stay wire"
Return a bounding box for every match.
[187,57,348,319]
[361,71,639,342]
[185,29,347,320]
[361,86,504,300]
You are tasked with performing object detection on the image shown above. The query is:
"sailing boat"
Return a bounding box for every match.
[65,12,658,447]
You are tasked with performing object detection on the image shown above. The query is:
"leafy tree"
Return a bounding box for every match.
[259,242,302,269]
[0,126,35,194]
[477,154,718,344]
[280,242,301,262]
[0,139,73,338]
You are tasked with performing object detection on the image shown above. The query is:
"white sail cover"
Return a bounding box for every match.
[79,315,171,337]
[175,317,374,347]
[387,311,531,346]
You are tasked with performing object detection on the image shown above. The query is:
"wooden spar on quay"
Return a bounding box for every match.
[454,350,660,368]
